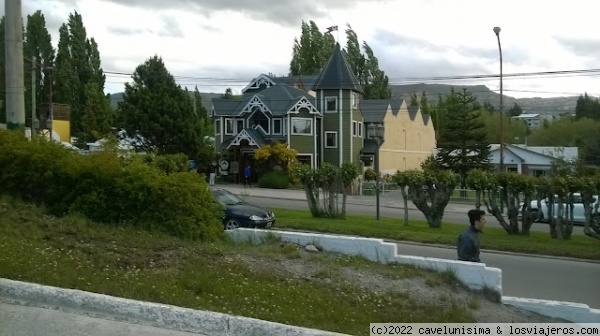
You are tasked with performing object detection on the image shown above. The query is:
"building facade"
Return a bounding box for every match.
[210,43,437,182]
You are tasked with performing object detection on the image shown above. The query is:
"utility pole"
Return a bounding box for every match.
[5,0,25,130]
[31,56,37,136]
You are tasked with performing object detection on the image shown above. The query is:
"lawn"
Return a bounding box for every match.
[272,209,600,260]
[0,197,478,336]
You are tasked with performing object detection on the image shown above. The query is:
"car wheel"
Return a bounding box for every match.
[592,215,600,234]
[224,218,240,230]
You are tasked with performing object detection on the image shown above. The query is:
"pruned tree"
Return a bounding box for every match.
[292,162,360,219]
[580,174,600,239]
[397,167,459,229]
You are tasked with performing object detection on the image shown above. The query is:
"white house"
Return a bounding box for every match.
[511,113,554,129]
[489,144,578,176]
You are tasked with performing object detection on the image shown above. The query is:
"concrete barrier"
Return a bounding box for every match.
[0,278,348,336]
[502,297,600,323]
[226,228,502,296]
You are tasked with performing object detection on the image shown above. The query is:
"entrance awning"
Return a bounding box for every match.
[227,128,266,149]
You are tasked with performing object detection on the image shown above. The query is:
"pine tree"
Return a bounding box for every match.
[436,88,491,185]
[118,55,212,160]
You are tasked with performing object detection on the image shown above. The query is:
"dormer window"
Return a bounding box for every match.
[250,107,270,134]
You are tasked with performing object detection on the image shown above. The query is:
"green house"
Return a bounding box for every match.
[210,43,364,179]
[210,43,437,182]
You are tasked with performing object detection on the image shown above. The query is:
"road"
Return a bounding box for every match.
[394,243,600,309]
[244,196,585,235]
[245,196,600,309]
[0,302,205,336]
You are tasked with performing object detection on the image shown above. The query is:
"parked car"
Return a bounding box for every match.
[210,188,275,230]
[521,193,599,225]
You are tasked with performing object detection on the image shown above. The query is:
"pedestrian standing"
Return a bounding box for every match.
[243,164,251,187]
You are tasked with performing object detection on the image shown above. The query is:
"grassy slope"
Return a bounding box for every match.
[0,197,475,336]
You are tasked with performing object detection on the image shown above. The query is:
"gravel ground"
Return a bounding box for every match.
[237,242,567,323]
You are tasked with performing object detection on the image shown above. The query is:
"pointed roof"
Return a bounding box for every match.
[311,43,363,93]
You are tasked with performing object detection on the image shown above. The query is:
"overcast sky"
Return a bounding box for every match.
[8,0,600,98]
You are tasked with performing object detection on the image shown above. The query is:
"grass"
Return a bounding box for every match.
[0,196,476,336]
[272,208,600,260]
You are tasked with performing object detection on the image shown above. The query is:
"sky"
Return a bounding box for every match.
[7,0,600,99]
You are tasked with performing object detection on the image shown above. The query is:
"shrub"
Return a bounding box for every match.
[258,171,289,189]
[364,168,376,181]
[0,130,223,241]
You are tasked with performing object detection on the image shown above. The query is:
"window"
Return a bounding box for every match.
[351,92,359,108]
[225,118,234,135]
[325,97,337,112]
[291,117,313,135]
[249,108,270,134]
[358,122,363,137]
[236,119,245,134]
[352,121,358,137]
[272,118,282,135]
[325,131,337,148]
[215,119,221,135]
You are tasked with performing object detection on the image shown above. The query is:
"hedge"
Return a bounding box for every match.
[0,130,223,241]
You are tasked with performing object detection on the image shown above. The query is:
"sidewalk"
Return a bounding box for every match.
[216,183,475,214]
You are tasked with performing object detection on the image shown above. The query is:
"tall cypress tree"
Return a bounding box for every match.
[436,88,491,185]
[24,10,55,123]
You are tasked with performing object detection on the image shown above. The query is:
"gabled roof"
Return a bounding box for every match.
[212,83,317,117]
[311,43,363,93]
[359,99,391,123]
[227,128,266,149]
[271,75,319,92]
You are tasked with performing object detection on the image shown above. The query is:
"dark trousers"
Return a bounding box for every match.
[244,176,251,186]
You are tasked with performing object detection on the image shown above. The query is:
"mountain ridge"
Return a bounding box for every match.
[108,83,579,117]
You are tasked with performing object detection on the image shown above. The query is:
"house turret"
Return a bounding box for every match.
[312,43,364,167]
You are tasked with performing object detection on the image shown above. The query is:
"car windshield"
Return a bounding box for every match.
[213,190,244,206]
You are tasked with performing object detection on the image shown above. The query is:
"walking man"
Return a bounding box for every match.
[457,209,486,262]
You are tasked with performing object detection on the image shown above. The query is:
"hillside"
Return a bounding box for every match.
[109,84,579,117]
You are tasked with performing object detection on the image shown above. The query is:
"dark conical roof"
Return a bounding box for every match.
[311,43,363,93]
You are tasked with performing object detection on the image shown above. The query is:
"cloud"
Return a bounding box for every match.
[554,36,600,57]
[372,29,532,71]
[106,16,183,38]
[93,0,380,27]
[158,15,183,38]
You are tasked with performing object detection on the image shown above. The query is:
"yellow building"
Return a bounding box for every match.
[360,99,436,176]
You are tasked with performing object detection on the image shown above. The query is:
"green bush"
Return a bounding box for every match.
[258,171,289,189]
[364,168,376,181]
[0,130,223,241]
[143,153,190,174]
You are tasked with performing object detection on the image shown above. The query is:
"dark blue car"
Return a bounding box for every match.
[211,188,275,230]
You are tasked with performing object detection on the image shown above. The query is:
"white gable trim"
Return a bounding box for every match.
[227,129,262,149]
[241,74,276,93]
[240,95,271,115]
[287,96,320,115]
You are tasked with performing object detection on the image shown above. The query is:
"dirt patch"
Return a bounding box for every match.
[237,243,567,323]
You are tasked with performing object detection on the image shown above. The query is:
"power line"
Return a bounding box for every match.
[99,67,600,85]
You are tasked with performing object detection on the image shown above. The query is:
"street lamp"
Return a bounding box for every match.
[493,26,505,213]
[367,123,385,223]
[493,26,504,173]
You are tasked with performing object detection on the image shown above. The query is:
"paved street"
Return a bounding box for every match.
[393,243,600,309]
[0,302,205,336]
